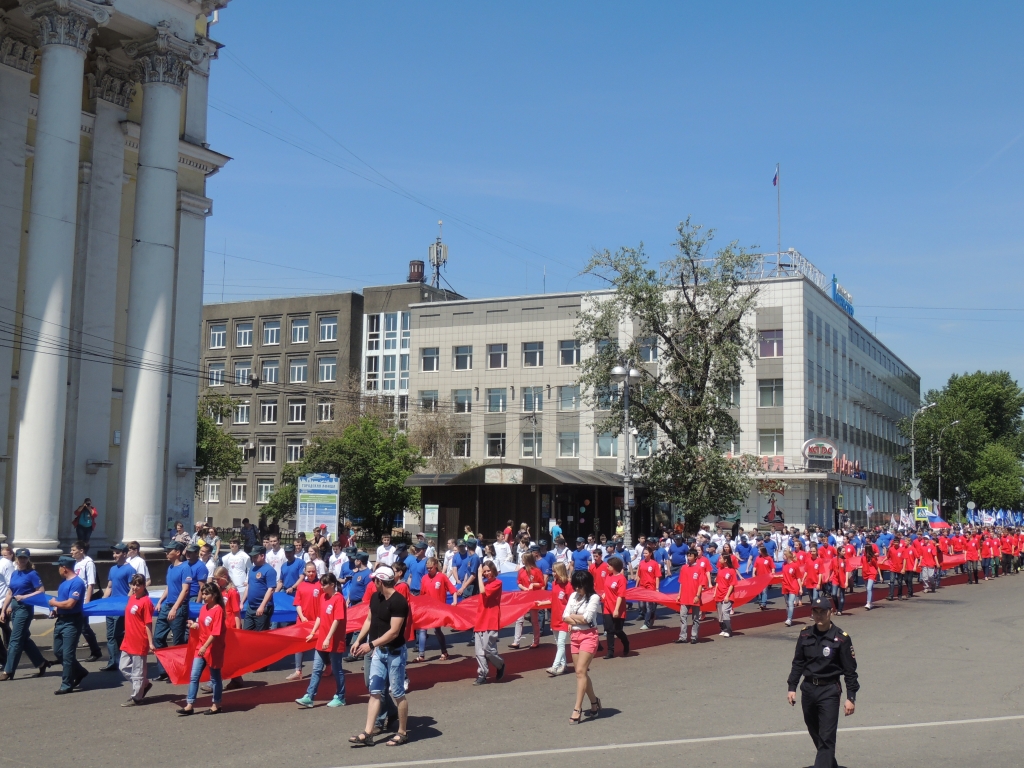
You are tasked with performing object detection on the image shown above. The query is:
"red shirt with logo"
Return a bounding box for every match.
[121,594,153,656]
[317,592,346,653]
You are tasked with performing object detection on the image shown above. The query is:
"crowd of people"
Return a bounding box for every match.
[0,518,1020,746]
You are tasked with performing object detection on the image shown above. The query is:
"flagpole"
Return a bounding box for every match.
[776,162,781,258]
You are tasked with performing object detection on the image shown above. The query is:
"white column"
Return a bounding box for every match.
[62,52,133,545]
[119,24,203,549]
[0,19,37,540]
[10,0,109,553]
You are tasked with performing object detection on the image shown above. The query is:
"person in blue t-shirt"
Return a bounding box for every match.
[535,541,555,577]
[49,556,88,694]
[184,544,208,600]
[735,537,755,573]
[244,546,278,632]
[570,537,592,572]
[348,553,372,604]
[405,543,429,595]
[669,537,690,571]
[653,540,669,575]
[278,545,305,594]
[763,536,778,561]
[154,543,191,681]
[550,519,563,541]
[452,539,481,597]
[101,542,136,671]
[1,548,49,680]
[707,544,721,577]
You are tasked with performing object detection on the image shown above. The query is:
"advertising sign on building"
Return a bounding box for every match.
[297,473,340,537]
[802,439,837,462]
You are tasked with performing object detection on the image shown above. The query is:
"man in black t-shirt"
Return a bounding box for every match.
[350,565,410,747]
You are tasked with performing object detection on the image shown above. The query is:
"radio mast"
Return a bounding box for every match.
[428,220,448,289]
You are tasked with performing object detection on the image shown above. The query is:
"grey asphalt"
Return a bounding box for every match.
[2,574,1022,768]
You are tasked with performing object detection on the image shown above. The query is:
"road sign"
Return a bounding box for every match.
[967,501,976,510]
[909,477,921,503]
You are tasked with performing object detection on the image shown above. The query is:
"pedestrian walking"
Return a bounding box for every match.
[296,572,347,709]
[472,561,506,685]
[0,549,52,680]
[177,582,226,715]
[118,574,154,706]
[49,556,89,694]
[563,569,603,723]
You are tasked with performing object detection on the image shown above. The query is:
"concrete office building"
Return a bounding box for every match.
[407,251,920,535]
[0,1,232,553]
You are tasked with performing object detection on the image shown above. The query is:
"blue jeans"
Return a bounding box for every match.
[306,650,345,701]
[187,656,222,705]
[552,630,569,668]
[368,646,407,701]
[105,616,124,666]
[153,602,188,674]
[363,651,396,728]
[4,602,45,675]
[786,593,798,623]
[53,615,86,691]
[642,602,657,626]
[758,588,769,607]
[865,579,874,605]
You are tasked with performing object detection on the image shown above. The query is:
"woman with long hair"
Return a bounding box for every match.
[803,543,823,602]
[829,547,847,615]
[564,569,603,723]
[473,561,505,684]
[212,567,243,690]
[861,546,879,610]
[781,549,802,627]
[510,552,545,649]
[296,572,346,709]
[546,562,572,676]
[0,549,52,680]
[178,582,226,715]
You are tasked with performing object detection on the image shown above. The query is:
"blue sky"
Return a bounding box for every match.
[203,1,1024,393]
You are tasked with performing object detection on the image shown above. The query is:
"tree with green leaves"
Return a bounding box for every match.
[576,217,762,534]
[194,391,243,496]
[898,371,1024,512]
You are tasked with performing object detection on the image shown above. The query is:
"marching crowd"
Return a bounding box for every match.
[0,516,1020,746]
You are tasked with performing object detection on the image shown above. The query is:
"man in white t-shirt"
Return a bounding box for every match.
[442,539,456,573]
[220,537,251,601]
[125,541,151,586]
[71,540,103,661]
[265,534,286,578]
[376,534,397,566]
[493,531,513,564]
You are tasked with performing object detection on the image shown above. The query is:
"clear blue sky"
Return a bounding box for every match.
[203,1,1024,394]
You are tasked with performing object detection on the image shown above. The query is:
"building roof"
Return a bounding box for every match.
[405,463,627,488]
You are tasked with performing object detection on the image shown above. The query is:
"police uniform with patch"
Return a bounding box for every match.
[787,595,859,768]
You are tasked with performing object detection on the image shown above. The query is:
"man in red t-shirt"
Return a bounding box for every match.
[637,548,661,629]
[119,574,154,706]
[602,556,629,659]
[421,557,457,659]
[297,573,347,708]
[676,550,704,644]
[753,546,775,610]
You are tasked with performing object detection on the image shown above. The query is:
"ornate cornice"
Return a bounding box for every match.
[20,0,112,53]
[124,21,205,90]
[87,48,134,108]
[0,14,38,74]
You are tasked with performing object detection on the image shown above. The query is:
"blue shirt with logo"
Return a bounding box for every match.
[246,563,277,609]
[536,551,555,576]
[348,568,372,603]
[9,569,43,597]
[107,563,135,598]
[669,542,689,566]
[280,558,305,590]
[57,576,86,615]
[570,548,592,571]
[405,555,428,591]
[188,560,208,598]
[165,562,192,606]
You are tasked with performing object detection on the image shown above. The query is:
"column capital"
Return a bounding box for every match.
[87,48,134,109]
[0,13,38,74]
[124,21,204,90]
[20,0,111,53]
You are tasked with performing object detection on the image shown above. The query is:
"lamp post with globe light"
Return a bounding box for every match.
[610,363,642,548]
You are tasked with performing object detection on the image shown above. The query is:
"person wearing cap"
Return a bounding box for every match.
[451,539,480,598]
[0,548,52,680]
[404,542,428,598]
[244,546,277,632]
[49,555,89,694]
[787,595,859,768]
[101,543,136,672]
[314,524,331,558]
[184,544,209,605]
[349,565,411,747]
[154,543,192,681]
[70,540,103,662]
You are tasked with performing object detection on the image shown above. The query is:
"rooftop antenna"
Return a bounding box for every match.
[428,219,448,289]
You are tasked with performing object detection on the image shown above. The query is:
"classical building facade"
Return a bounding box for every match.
[0,0,232,553]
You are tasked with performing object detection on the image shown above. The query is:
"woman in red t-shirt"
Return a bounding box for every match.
[636,548,661,629]
[179,582,226,715]
[753,546,774,610]
[861,546,879,609]
[547,563,572,676]
[511,553,545,649]
[803,545,824,602]
[781,550,802,626]
[421,557,457,660]
[474,562,506,684]
[965,535,981,584]
[120,573,155,704]
[676,550,704,643]
[212,567,244,690]
[714,560,737,637]
[296,572,347,708]
[829,549,847,615]
[289,562,322,681]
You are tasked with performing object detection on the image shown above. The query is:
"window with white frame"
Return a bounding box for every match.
[290,358,308,384]
[206,481,220,503]
[400,354,409,390]
[421,347,439,372]
[291,317,309,343]
[597,384,618,410]
[454,345,472,370]
[258,440,276,464]
[319,316,338,342]
[234,401,250,424]
[419,390,439,411]
[260,399,278,424]
[317,400,334,422]
[559,339,581,366]
[758,329,783,358]
[319,356,336,383]
[635,435,654,457]
[383,354,397,391]
[729,380,741,406]
[261,359,279,384]
[401,312,410,350]
[287,438,305,463]
[487,343,508,369]
[384,312,399,350]
[639,337,657,362]
[236,322,253,348]
[558,384,581,410]
[558,431,580,458]
[486,388,507,413]
[364,356,378,389]
[208,362,225,387]
[256,479,274,504]
[523,341,543,367]
[366,314,380,351]
[453,432,471,457]
[235,359,252,386]
[486,432,506,458]
[758,378,784,407]
[453,389,472,413]
[522,432,542,458]
[230,481,247,503]
[758,428,784,456]
[596,432,618,457]
[209,324,226,349]
[523,386,543,412]
[263,320,280,346]
[211,407,222,425]
[288,398,306,424]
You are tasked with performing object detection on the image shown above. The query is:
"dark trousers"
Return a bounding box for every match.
[801,680,841,768]
[888,573,904,599]
[3,602,45,675]
[105,616,125,666]
[0,612,8,668]
[75,525,93,543]
[966,560,980,583]
[243,603,274,632]
[903,571,915,596]
[80,616,101,656]
[53,615,87,691]
[602,613,629,656]
[154,602,188,674]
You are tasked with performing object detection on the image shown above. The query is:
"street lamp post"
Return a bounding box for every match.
[910,402,936,508]
[610,363,641,549]
[937,420,960,521]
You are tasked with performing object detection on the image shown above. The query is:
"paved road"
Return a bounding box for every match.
[2,574,1022,768]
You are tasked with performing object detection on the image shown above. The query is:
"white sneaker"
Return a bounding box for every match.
[785,620,792,627]
[719,631,726,636]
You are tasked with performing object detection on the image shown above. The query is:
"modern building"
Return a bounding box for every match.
[0,1,233,553]
[198,293,364,528]
[406,250,920,540]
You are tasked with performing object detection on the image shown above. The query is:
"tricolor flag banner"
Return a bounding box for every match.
[865,495,874,519]
[773,166,779,186]
[889,514,898,531]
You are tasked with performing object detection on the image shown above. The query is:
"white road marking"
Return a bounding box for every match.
[335,713,1024,768]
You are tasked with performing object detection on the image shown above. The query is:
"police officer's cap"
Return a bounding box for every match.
[575,537,586,544]
[456,539,468,548]
[185,544,200,554]
[14,548,30,558]
[249,545,267,556]
[809,595,832,611]
[165,542,186,553]
[414,541,427,550]
[356,552,369,563]
[465,538,478,548]
[283,544,296,554]
[112,542,128,552]
[538,539,549,547]
[56,555,76,569]
[528,544,539,552]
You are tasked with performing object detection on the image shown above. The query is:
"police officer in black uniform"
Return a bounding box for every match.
[787,595,859,768]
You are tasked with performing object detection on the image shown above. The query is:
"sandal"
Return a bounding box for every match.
[349,732,375,748]
[385,732,409,747]
[589,697,602,717]
[570,708,582,724]
[440,653,450,661]
[508,643,521,649]
[413,656,426,663]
